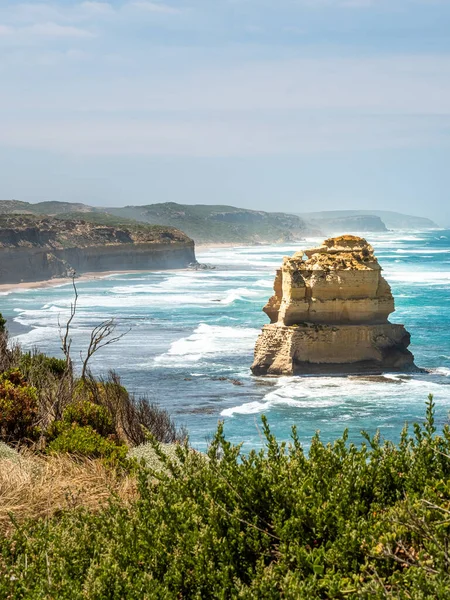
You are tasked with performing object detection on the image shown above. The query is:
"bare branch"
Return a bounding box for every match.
[80,319,130,380]
[59,274,78,368]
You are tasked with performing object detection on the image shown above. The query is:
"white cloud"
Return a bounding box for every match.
[24,22,95,38]
[1,113,448,157]
[288,0,416,7]
[0,4,448,158]
[80,1,114,14]
[0,2,115,26]
[1,51,449,156]
[340,0,374,6]
[0,1,181,44]
[0,25,13,35]
[127,1,183,14]
[4,55,448,115]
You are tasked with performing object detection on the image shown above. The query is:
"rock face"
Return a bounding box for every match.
[251,235,416,375]
[0,216,196,284]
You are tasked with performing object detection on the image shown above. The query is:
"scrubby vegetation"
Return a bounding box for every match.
[0,310,186,457]
[1,398,450,597]
[1,309,450,597]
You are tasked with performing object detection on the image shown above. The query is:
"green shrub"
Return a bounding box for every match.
[2,398,450,598]
[74,373,186,446]
[0,369,39,444]
[61,400,115,438]
[0,312,5,333]
[47,424,127,463]
[19,352,67,379]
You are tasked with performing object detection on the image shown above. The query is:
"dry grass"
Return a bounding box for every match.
[0,452,137,535]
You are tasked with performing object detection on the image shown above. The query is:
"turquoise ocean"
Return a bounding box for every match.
[1,230,450,451]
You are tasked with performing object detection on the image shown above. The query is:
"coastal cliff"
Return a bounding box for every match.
[300,210,438,231]
[0,216,195,284]
[0,200,317,244]
[252,235,416,375]
[305,215,388,235]
[104,202,316,244]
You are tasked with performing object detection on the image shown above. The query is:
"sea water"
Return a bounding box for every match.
[1,230,450,451]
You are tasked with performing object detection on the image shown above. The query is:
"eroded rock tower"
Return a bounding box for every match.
[251,235,416,375]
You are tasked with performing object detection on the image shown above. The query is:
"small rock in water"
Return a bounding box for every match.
[212,376,244,386]
[188,262,216,270]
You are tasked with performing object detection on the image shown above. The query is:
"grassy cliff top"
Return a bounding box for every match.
[103,202,313,243]
[0,200,93,215]
[0,215,193,249]
[0,200,314,244]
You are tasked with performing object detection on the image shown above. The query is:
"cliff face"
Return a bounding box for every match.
[104,202,317,244]
[299,210,438,230]
[306,215,388,235]
[0,216,195,284]
[252,235,416,375]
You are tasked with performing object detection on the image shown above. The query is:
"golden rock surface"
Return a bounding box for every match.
[252,236,416,375]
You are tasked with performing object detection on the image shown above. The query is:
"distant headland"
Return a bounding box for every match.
[0,215,195,285]
[0,200,438,246]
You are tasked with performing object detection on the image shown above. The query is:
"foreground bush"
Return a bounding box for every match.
[60,400,115,438]
[1,398,450,599]
[0,369,39,444]
[77,374,187,446]
[47,424,128,464]
[0,313,186,453]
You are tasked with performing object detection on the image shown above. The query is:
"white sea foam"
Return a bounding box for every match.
[154,323,259,366]
[384,271,450,283]
[14,326,60,346]
[387,236,427,242]
[14,288,261,310]
[195,251,278,268]
[221,397,340,417]
[395,249,450,255]
[254,279,273,288]
[221,373,450,417]
[434,367,450,377]
[222,401,269,416]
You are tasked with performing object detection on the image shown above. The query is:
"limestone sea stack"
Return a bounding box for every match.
[251,235,416,375]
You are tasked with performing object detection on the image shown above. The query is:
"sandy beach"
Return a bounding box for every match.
[0,243,244,295]
[0,270,156,295]
[195,242,243,250]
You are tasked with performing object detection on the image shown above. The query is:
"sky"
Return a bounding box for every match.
[1,1,450,224]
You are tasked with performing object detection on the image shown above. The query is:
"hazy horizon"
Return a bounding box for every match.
[2,197,441,227]
[1,1,450,226]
